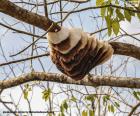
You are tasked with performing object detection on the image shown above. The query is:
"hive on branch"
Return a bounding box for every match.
[46,27,114,80]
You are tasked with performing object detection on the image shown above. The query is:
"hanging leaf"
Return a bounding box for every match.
[101,2,106,17]
[23,90,28,100]
[128,7,135,16]
[112,19,120,35]
[42,88,51,101]
[60,104,64,113]
[84,94,96,102]
[107,7,114,16]
[111,105,115,113]
[103,95,110,105]
[108,104,111,112]
[108,104,115,113]
[105,16,112,36]
[63,100,68,111]
[101,7,106,17]
[116,9,124,21]
[124,10,131,22]
[71,96,77,102]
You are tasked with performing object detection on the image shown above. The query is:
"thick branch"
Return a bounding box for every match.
[0,0,61,32]
[110,42,140,60]
[0,72,140,89]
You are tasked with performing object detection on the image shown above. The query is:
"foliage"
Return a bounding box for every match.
[23,84,32,100]
[42,88,51,101]
[97,0,140,36]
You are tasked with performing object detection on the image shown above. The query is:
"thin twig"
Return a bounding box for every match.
[0,53,49,67]
[128,102,140,116]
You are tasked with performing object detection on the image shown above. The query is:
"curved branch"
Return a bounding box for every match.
[110,42,140,60]
[0,72,140,90]
[0,0,61,32]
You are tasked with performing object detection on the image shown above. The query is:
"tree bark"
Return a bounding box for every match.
[110,42,140,60]
[0,0,61,32]
[0,72,140,90]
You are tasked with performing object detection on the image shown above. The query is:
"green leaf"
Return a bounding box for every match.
[63,100,68,111]
[114,102,120,108]
[71,96,77,102]
[111,105,115,113]
[23,90,28,100]
[89,110,94,116]
[116,9,124,21]
[96,0,104,6]
[112,19,120,35]
[100,2,106,17]
[103,95,110,105]
[82,110,88,116]
[60,105,64,113]
[124,10,131,22]
[42,88,51,101]
[84,94,96,102]
[128,7,135,16]
[107,7,113,16]
[105,16,112,36]
[108,104,115,113]
[108,104,111,112]
[101,7,106,17]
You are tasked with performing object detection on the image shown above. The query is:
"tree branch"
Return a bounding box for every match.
[110,42,140,60]
[0,0,61,32]
[0,53,49,67]
[128,102,140,116]
[0,72,140,90]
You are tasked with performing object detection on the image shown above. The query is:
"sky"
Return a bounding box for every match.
[0,0,140,116]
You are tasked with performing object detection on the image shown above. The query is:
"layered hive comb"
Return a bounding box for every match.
[47,27,114,80]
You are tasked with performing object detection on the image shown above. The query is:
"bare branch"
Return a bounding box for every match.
[0,72,140,90]
[128,102,140,116]
[0,53,49,67]
[110,42,140,60]
[0,22,46,38]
